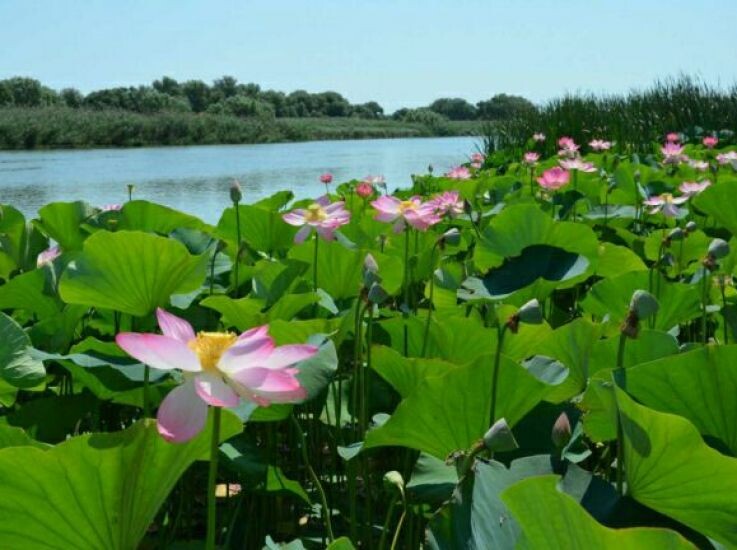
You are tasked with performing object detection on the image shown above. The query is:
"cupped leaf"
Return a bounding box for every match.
[0,413,242,549]
[0,312,46,388]
[692,179,737,237]
[118,200,213,235]
[217,203,296,256]
[59,230,207,316]
[0,269,60,318]
[35,201,96,250]
[288,239,364,300]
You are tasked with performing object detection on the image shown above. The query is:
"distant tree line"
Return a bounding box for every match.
[0,76,535,122]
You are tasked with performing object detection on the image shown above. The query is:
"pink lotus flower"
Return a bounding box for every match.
[282,196,351,243]
[717,151,737,165]
[679,180,711,197]
[429,191,464,217]
[559,158,596,172]
[470,161,482,169]
[100,204,122,212]
[688,159,709,171]
[666,132,680,143]
[644,193,688,217]
[36,245,61,268]
[470,152,485,163]
[703,136,718,149]
[319,173,333,184]
[557,136,579,158]
[533,132,546,142]
[661,142,686,164]
[589,139,612,151]
[537,167,570,191]
[523,152,540,165]
[356,181,375,198]
[445,166,472,180]
[116,309,318,442]
[371,195,441,232]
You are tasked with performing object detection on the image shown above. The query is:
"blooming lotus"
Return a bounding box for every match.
[716,151,737,165]
[282,196,350,243]
[688,159,709,171]
[356,181,374,198]
[589,139,612,151]
[371,195,441,232]
[470,152,485,163]
[661,142,686,164]
[666,132,680,143]
[679,180,711,197]
[559,158,596,172]
[429,190,464,217]
[37,245,61,268]
[320,173,333,184]
[116,309,318,442]
[522,152,540,165]
[537,167,570,191]
[557,136,579,158]
[445,166,472,180]
[703,136,718,149]
[533,132,546,142]
[644,193,688,217]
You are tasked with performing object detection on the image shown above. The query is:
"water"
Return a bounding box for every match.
[0,136,478,223]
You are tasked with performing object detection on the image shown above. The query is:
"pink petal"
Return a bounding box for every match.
[283,210,307,226]
[230,367,307,404]
[316,195,331,207]
[316,226,336,241]
[644,197,664,206]
[264,344,319,369]
[218,326,275,373]
[115,333,201,372]
[194,372,240,407]
[294,225,313,244]
[156,308,195,343]
[157,379,209,443]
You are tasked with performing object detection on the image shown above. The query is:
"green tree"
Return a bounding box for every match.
[182,80,211,113]
[429,97,477,120]
[476,94,537,120]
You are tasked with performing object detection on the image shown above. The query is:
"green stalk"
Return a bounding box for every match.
[313,233,320,293]
[489,324,507,427]
[701,268,710,344]
[291,414,335,542]
[389,507,407,550]
[206,407,222,550]
[615,332,626,496]
[421,245,438,357]
[233,204,241,298]
[721,279,728,345]
[378,494,400,550]
[362,305,374,435]
[403,228,411,356]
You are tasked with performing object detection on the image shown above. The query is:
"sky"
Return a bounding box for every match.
[1,0,736,113]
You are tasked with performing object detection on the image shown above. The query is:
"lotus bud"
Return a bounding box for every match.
[483,418,519,453]
[367,282,389,304]
[383,470,405,496]
[229,180,243,204]
[362,253,381,288]
[629,290,659,320]
[666,227,684,243]
[685,221,697,233]
[551,412,572,448]
[439,228,461,247]
[126,183,135,201]
[708,238,730,260]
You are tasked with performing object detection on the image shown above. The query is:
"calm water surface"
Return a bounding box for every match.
[0,137,477,223]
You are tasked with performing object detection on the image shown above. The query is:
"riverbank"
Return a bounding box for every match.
[0,107,481,150]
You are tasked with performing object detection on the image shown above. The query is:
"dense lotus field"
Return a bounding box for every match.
[2,133,737,549]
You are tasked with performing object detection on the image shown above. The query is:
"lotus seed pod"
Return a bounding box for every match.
[229,180,242,204]
[685,221,697,232]
[518,299,543,325]
[551,412,572,448]
[709,238,730,259]
[629,290,659,319]
[667,227,684,241]
[383,470,405,495]
[440,228,461,247]
[483,418,519,453]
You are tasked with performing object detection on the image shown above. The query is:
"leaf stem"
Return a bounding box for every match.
[206,407,222,550]
[489,323,507,427]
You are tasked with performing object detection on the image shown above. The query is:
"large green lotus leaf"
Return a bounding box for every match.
[363,353,551,459]
[0,423,49,450]
[580,271,701,333]
[589,329,680,376]
[59,230,207,316]
[0,413,241,550]
[35,201,97,251]
[693,179,737,236]
[621,345,737,455]
[0,312,46,388]
[118,200,213,235]
[201,292,318,332]
[0,269,60,318]
[501,476,694,550]
[407,452,459,504]
[0,205,47,278]
[217,204,296,256]
[596,242,647,279]
[250,259,307,306]
[288,239,364,300]
[371,345,459,398]
[580,373,618,442]
[614,385,737,547]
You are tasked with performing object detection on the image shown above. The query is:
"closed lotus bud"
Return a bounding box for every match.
[363,254,381,288]
[383,470,405,495]
[364,253,378,274]
[367,283,389,304]
[440,228,461,247]
[517,299,543,325]
[230,180,243,204]
[551,412,572,448]
[708,238,730,259]
[483,418,519,453]
[629,290,659,320]
[667,227,684,242]
[685,221,697,233]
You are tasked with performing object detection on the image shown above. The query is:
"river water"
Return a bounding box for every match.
[0,136,478,223]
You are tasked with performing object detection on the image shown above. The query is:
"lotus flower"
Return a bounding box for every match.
[470,152,485,163]
[522,152,540,165]
[661,142,686,164]
[716,151,737,165]
[688,159,709,171]
[282,196,350,243]
[679,180,711,197]
[116,309,318,442]
[533,132,546,142]
[356,181,375,198]
[589,139,612,151]
[644,193,688,217]
[445,166,472,180]
[100,203,122,212]
[537,167,570,191]
[666,132,680,143]
[429,190,464,217]
[37,245,61,268]
[320,173,333,184]
[559,158,596,172]
[371,195,441,232]
[557,136,579,158]
[703,136,718,149]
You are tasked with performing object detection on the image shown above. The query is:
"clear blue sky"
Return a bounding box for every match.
[2,0,736,112]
